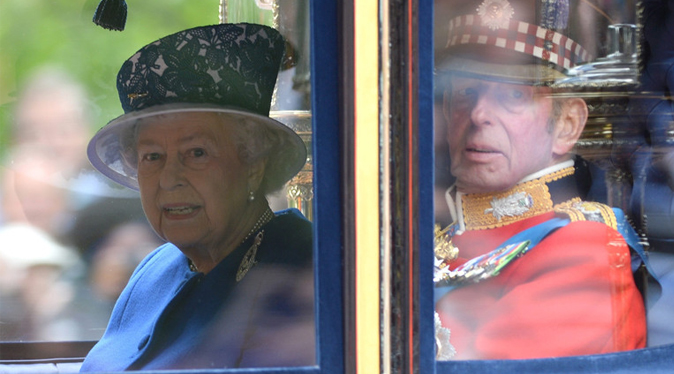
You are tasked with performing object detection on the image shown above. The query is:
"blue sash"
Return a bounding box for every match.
[434,211,661,304]
[612,208,661,308]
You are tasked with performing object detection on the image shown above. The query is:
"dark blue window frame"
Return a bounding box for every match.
[309,0,344,372]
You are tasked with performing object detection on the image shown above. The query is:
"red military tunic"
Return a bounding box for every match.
[435,164,646,360]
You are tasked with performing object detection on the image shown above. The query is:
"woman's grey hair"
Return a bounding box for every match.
[119,111,298,195]
[219,113,295,195]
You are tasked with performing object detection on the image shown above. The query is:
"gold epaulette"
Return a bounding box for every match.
[553,201,618,230]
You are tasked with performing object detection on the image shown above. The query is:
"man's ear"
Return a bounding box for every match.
[552,98,587,156]
[247,159,266,194]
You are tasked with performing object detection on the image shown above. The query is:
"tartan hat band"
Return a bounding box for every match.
[446,14,591,71]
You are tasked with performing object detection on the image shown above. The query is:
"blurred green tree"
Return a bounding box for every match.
[0,0,220,153]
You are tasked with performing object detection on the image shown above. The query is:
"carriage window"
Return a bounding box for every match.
[433,0,673,361]
[0,0,319,370]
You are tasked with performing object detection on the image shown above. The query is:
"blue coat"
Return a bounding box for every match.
[80,209,315,371]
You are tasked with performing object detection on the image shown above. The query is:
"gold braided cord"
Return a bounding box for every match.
[554,201,618,230]
[553,198,585,221]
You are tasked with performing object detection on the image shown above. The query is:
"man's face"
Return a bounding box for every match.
[445,76,558,194]
[135,112,251,253]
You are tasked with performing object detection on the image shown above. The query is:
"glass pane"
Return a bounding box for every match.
[432,0,667,361]
[0,0,316,370]
[0,0,220,343]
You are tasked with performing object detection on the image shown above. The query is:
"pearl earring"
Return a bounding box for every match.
[248,190,255,202]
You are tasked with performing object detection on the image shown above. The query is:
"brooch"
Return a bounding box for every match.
[236,230,264,282]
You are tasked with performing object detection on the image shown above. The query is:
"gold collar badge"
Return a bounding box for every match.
[461,167,575,230]
[485,191,534,220]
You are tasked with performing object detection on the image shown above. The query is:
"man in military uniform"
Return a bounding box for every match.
[433,0,654,360]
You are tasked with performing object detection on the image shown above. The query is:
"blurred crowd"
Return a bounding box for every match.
[0,67,164,341]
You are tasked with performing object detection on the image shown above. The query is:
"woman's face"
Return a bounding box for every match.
[135,112,252,253]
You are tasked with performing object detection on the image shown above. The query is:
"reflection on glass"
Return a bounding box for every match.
[222,0,314,220]
[0,1,223,345]
[432,0,659,361]
[0,68,150,342]
[623,0,674,349]
[0,0,315,370]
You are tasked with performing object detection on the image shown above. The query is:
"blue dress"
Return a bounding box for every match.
[80,209,315,371]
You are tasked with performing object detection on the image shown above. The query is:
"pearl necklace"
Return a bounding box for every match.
[241,207,274,243]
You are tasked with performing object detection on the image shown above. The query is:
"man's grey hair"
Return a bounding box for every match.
[547,98,565,133]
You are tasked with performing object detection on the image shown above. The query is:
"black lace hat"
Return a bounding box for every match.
[87,23,307,190]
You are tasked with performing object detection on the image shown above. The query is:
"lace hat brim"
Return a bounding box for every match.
[87,103,307,191]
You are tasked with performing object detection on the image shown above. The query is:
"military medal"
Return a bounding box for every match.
[434,224,459,262]
[434,223,460,282]
[435,240,530,288]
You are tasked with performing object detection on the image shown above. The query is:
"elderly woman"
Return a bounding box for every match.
[79,23,314,370]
